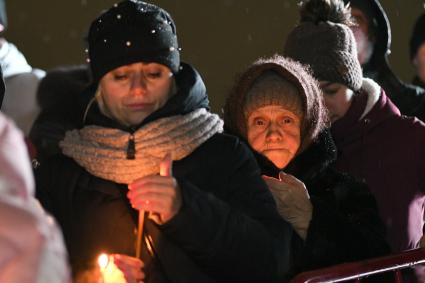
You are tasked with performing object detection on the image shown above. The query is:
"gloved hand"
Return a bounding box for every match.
[263,171,313,240]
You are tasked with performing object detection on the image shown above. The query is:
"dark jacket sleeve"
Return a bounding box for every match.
[159,138,293,283]
[292,170,390,273]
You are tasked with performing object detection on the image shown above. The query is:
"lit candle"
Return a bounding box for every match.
[97,253,126,283]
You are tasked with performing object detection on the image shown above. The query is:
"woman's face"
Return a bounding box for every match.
[99,62,174,126]
[413,43,425,83]
[319,82,354,123]
[350,7,375,66]
[247,105,301,169]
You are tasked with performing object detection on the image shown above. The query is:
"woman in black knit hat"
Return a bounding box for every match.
[224,54,389,279]
[34,1,292,282]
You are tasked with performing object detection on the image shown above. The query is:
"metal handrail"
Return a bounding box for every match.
[290,248,425,283]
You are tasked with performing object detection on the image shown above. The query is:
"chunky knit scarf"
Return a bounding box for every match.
[60,108,223,184]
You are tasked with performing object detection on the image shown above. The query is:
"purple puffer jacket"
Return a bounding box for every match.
[331,78,425,281]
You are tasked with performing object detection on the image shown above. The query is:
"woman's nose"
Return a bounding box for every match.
[130,75,147,95]
[265,123,282,141]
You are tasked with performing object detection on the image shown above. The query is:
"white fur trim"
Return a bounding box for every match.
[359,78,381,120]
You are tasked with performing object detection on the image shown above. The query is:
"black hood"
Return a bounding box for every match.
[83,62,210,132]
[255,130,337,183]
[344,0,391,75]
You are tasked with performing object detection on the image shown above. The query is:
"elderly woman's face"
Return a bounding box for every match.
[247,105,301,169]
[99,62,173,126]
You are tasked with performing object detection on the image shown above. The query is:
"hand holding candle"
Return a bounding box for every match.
[97,253,126,283]
[128,153,182,224]
[112,254,145,283]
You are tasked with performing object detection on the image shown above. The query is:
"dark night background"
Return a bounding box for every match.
[5,0,424,113]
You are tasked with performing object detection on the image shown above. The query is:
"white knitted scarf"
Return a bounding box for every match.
[60,108,223,184]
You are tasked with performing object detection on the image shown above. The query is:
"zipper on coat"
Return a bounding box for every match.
[126,133,136,160]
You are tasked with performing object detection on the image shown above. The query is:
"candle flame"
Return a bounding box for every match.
[98,253,109,269]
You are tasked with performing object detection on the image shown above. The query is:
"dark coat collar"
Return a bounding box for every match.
[331,87,400,147]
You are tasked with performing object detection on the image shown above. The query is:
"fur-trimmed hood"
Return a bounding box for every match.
[224,54,328,154]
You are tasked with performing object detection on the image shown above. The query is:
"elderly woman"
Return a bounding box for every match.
[34,1,291,282]
[224,55,390,278]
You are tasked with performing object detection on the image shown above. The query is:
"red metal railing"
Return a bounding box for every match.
[290,248,425,283]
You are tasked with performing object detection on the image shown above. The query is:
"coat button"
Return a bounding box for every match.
[32,159,41,169]
[363,118,371,124]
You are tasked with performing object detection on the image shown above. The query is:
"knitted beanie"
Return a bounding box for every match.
[244,71,304,120]
[224,55,328,154]
[87,0,180,82]
[284,0,363,91]
[410,12,425,61]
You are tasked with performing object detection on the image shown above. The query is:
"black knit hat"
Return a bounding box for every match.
[410,12,425,61]
[0,0,7,32]
[284,0,363,91]
[87,0,180,82]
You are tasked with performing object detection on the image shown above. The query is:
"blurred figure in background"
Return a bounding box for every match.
[0,0,45,135]
[29,65,91,162]
[410,12,425,90]
[344,0,425,122]
[0,66,70,283]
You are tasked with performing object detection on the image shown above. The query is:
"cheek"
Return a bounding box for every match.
[323,96,335,112]
[152,80,173,104]
[417,55,425,69]
[352,27,366,48]
[247,128,265,151]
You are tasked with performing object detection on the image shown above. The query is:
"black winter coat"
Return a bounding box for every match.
[255,131,390,280]
[35,63,292,283]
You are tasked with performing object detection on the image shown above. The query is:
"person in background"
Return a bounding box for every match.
[0,0,45,135]
[224,54,389,280]
[34,1,292,282]
[0,66,70,283]
[343,0,425,122]
[410,12,425,90]
[284,0,425,281]
[29,65,91,162]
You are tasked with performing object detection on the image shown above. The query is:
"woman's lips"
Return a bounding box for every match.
[126,103,153,110]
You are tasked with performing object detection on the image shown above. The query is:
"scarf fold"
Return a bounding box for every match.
[60,108,223,184]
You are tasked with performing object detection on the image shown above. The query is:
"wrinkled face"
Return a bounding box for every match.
[319,81,354,123]
[247,105,301,169]
[350,7,375,65]
[99,62,173,126]
[413,43,425,83]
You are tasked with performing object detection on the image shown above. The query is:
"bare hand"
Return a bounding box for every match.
[128,154,182,224]
[112,254,144,283]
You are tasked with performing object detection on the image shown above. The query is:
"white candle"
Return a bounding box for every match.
[97,253,126,283]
